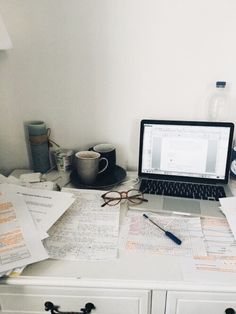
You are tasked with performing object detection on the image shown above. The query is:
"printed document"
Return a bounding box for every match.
[0,189,48,273]
[119,212,207,256]
[181,217,236,281]
[0,184,75,238]
[44,188,120,261]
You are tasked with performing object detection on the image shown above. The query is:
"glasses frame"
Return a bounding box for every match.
[101,189,148,207]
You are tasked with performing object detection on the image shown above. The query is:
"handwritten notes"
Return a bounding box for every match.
[44,188,120,261]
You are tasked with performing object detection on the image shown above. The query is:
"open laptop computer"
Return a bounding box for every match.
[129,119,234,218]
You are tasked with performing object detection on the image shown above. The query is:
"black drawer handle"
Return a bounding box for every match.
[225,308,235,314]
[45,301,95,314]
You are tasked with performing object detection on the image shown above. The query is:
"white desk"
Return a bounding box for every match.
[1,171,236,314]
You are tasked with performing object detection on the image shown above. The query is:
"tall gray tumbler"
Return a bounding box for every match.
[27,121,51,173]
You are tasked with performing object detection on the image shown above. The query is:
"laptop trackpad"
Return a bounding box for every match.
[163,197,201,215]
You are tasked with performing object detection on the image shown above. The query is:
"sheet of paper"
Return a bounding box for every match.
[8,265,26,277]
[181,256,236,282]
[181,217,236,281]
[5,175,21,185]
[44,188,120,261]
[229,180,236,196]
[0,189,48,273]
[119,212,207,256]
[219,196,236,240]
[19,172,42,183]
[0,184,75,236]
[192,256,236,272]
[0,174,8,184]
[21,181,55,191]
[201,217,236,256]
[0,270,9,277]
[1,171,55,190]
[0,265,26,278]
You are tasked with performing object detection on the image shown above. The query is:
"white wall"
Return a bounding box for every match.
[1,0,236,175]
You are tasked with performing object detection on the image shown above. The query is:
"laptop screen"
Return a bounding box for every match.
[139,120,234,184]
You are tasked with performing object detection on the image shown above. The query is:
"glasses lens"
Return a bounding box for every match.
[103,191,121,206]
[127,189,144,204]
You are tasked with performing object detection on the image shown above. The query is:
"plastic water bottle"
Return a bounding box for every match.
[207,81,228,121]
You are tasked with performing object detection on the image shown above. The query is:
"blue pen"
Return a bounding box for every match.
[143,214,182,245]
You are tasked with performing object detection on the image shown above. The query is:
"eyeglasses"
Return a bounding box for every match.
[101,189,148,207]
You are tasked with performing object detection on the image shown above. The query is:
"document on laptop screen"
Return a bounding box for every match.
[141,124,231,180]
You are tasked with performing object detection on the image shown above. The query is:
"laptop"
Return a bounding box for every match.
[129,119,234,218]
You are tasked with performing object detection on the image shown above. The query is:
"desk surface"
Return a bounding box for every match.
[2,170,236,292]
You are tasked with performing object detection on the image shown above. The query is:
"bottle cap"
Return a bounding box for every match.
[216,81,226,88]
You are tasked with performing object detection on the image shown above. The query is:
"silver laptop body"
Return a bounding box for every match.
[129,120,234,218]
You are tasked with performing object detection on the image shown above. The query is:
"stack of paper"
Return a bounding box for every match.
[0,172,55,190]
[0,183,75,277]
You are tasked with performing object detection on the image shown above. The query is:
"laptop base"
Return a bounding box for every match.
[129,193,225,218]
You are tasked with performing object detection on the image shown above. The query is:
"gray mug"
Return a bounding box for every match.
[75,151,108,185]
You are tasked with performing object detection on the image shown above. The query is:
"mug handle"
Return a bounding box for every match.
[98,157,108,174]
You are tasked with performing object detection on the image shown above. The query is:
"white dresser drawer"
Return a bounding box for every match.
[166,291,236,314]
[0,285,150,314]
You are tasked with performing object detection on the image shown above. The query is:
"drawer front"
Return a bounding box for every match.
[166,291,236,314]
[0,285,150,314]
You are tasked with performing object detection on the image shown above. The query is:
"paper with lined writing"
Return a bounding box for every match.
[44,188,120,261]
[119,212,207,257]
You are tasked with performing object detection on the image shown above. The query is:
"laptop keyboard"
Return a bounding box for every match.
[140,179,226,201]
